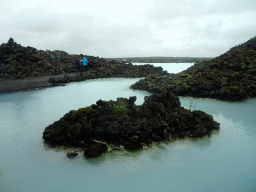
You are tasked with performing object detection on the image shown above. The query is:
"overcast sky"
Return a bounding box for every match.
[1,0,256,58]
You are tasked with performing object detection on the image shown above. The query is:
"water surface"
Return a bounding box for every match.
[132,62,194,73]
[0,64,256,192]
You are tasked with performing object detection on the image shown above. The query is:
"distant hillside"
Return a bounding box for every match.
[131,36,256,101]
[104,57,212,63]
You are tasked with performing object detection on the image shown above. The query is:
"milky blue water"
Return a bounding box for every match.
[132,62,193,73]
[0,63,256,192]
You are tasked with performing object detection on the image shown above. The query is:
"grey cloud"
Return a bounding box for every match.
[0,0,256,58]
[148,0,256,20]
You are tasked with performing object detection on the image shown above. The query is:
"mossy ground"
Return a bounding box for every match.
[112,105,127,115]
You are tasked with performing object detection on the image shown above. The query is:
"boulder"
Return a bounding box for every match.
[67,152,78,158]
[84,142,108,158]
[124,142,143,151]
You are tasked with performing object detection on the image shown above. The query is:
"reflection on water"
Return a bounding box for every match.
[188,136,212,149]
[0,77,256,192]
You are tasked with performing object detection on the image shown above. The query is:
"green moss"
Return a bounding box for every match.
[215,77,221,83]
[187,75,194,79]
[180,74,189,78]
[229,85,243,90]
[182,83,190,89]
[251,36,256,40]
[71,107,93,118]
[227,85,246,95]
[176,80,182,84]
[251,84,256,88]
[112,105,127,115]
[181,109,189,115]
[105,100,114,105]
[60,119,65,124]
[247,68,256,73]
[241,63,247,69]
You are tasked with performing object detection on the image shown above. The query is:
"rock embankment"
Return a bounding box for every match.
[0,38,107,79]
[0,38,168,83]
[48,63,168,85]
[43,92,220,158]
[131,37,256,101]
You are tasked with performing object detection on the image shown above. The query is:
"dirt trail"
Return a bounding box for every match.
[0,73,78,94]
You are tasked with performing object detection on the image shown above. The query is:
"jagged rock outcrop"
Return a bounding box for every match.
[48,64,168,85]
[131,36,256,101]
[0,38,107,79]
[43,92,220,158]
[0,38,168,81]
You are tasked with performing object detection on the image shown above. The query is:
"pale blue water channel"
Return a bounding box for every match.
[0,63,256,192]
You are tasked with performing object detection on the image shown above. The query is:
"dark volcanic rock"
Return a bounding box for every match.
[124,142,143,151]
[67,152,78,158]
[131,36,256,101]
[0,38,168,80]
[43,92,220,158]
[48,63,168,85]
[0,38,91,79]
[84,142,108,158]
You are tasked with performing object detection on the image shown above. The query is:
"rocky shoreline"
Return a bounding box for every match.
[48,63,168,85]
[0,38,168,93]
[1,37,255,101]
[131,37,256,101]
[0,38,126,80]
[43,92,220,158]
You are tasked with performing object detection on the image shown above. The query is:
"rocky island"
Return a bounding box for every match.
[131,37,256,101]
[43,92,220,158]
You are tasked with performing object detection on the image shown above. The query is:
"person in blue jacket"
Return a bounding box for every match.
[82,57,88,71]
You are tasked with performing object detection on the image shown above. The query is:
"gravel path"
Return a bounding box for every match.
[0,73,79,94]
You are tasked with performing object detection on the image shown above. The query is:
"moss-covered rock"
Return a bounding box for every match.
[112,105,127,116]
[180,74,189,78]
[43,92,220,158]
[0,38,168,80]
[131,36,256,101]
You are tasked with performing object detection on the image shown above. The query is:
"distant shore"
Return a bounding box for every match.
[104,57,212,63]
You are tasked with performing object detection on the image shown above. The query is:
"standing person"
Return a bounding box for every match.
[75,59,81,74]
[82,57,88,71]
